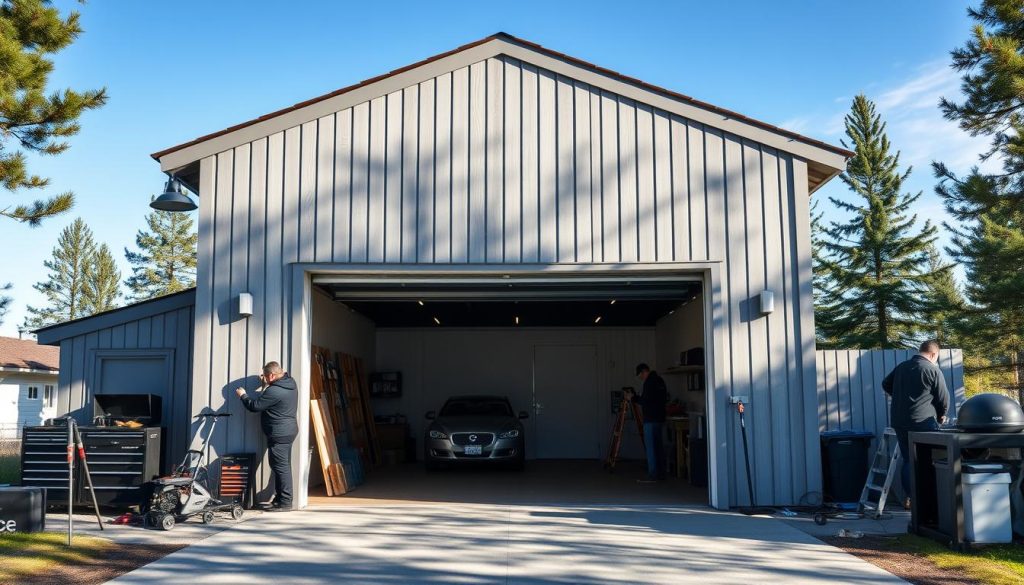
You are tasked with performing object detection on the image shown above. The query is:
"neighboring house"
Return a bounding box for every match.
[34,33,965,510]
[0,336,59,438]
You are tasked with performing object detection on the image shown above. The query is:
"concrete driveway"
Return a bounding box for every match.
[110,504,904,584]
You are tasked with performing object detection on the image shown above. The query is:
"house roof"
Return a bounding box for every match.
[152,33,850,194]
[0,336,59,372]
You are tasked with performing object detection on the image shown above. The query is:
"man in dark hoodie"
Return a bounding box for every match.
[235,361,298,511]
[629,363,668,482]
[882,339,950,508]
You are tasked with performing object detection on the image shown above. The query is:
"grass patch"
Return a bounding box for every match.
[0,453,20,484]
[0,532,113,583]
[892,534,1024,585]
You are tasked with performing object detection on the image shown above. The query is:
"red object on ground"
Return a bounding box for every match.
[111,513,135,525]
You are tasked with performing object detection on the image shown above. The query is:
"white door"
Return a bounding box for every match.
[533,345,599,459]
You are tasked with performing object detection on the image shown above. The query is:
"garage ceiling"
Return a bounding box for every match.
[315,279,702,327]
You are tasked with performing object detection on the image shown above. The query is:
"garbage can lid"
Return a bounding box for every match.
[820,429,875,439]
[964,462,1010,474]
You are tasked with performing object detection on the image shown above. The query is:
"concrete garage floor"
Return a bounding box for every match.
[109,503,904,584]
[310,460,708,506]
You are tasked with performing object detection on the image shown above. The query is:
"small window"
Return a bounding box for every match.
[26,386,39,400]
[44,385,55,408]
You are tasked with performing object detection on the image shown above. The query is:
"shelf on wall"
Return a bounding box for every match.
[664,365,705,374]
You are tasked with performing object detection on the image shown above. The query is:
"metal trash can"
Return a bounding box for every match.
[963,462,1012,544]
[820,430,875,504]
[0,487,47,533]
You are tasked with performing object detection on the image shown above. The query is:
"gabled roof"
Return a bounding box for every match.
[35,288,196,346]
[0,336,59,373]
[153,32,850,193]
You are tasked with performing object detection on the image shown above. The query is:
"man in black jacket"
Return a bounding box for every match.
[235,361,298,511]
[882,340,950,507]
[630,363,668,482]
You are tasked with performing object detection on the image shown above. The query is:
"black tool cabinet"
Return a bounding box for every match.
[20,425,163,508]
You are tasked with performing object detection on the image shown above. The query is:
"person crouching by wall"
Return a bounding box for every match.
[235,361,298,511]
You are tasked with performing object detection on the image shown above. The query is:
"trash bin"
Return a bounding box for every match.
[820,430,875,504]
[963,462,1012,544]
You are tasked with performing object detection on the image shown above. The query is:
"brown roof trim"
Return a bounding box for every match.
[152,32,853,162]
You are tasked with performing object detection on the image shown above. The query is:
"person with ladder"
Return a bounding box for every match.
[628,363,668,483]
[883,339,950,509]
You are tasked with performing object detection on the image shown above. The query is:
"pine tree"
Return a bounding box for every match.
[812,200,842,348]
[24,218,96,328]
[82,243,120,315]
[0,282,10,326]
[0,1,107,224]
[816,95,939,348]
[921,245,965,347]
[124,204,197,301]
[935,0,1024,399]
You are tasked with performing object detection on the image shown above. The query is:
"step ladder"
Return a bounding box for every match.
[604,393,645,472]
[858,428,901,518]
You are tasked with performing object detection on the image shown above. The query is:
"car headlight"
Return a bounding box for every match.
[498,429,520,439]
[429,430,448,440]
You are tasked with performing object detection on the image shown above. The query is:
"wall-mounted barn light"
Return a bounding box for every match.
[758,290,775,315]
[150,177,198,212]
[237,293,254,318]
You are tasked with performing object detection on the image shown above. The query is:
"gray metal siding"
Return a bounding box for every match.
[52,301,195,472]
[192,55,820,506]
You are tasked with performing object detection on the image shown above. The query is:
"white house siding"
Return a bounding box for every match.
[191,54,821,507]
[0,373,58,436]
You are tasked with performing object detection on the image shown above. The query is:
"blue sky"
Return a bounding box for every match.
[1,1,987,335]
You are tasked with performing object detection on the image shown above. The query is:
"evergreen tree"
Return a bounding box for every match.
[921,245,965,347]
[124,204,197,301]
[0,282,10,325]
[811,200,842,348]
[24,218,95,328]
[816,95,938,348]
[0,1,106,224]
[935,0,1024,399]
[82,243,120,314]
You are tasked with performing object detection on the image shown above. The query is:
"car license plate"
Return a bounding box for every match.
[464,445,483,455]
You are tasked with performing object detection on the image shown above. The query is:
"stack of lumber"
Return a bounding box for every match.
[310,346,347,495]
[337,353,382,466]
[308,347,380,495]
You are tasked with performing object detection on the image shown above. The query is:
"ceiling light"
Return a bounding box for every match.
[515,316,520,325]
[150,177,197,212]
[594,316,602,324]
[433,317,441,325]
[417,300,424,306]
[610,300,617,305]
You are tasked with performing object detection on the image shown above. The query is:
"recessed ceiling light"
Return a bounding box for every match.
[418,300,424,306]
[594,316,602,324]
[515,316,520,325]
[610,300,617,305]
[433,317,441,325]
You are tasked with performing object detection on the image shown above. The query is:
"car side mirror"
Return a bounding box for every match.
[425,411,436,420]
[518,411,529,419]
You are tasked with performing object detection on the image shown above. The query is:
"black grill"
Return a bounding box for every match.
[451,433,494,446]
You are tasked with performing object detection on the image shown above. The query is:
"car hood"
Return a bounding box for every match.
[433,416,519,433]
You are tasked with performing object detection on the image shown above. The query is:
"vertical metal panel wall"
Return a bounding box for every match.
[817,349,966,438]
[53,296,196,469]
[192,55,820,506]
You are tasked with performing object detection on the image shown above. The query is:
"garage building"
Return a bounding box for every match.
[38,33,853,509]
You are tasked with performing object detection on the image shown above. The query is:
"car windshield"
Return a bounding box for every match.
[440,399,513,417]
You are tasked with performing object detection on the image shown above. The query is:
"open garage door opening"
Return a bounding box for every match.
[305,274,710,506]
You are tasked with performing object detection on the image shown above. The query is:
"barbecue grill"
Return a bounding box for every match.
[956,393,1024,433]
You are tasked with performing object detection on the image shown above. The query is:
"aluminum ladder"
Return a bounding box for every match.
[858,427,900,518]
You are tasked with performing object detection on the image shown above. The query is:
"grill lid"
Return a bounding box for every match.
[956,393,1024,433]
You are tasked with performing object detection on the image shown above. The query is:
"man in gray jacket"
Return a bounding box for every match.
[882,340,950,507]
[235,361,298,511]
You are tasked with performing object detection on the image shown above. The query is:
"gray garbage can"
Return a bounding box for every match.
[963,463,1012,544]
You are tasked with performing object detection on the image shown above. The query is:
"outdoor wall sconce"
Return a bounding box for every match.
[237,293,254,318]
[757,290,775,315]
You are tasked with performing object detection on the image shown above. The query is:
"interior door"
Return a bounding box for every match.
[533,345,599,459]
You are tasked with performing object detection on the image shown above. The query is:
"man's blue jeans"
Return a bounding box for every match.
[643,422,665,480]
[896,417,939,500]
